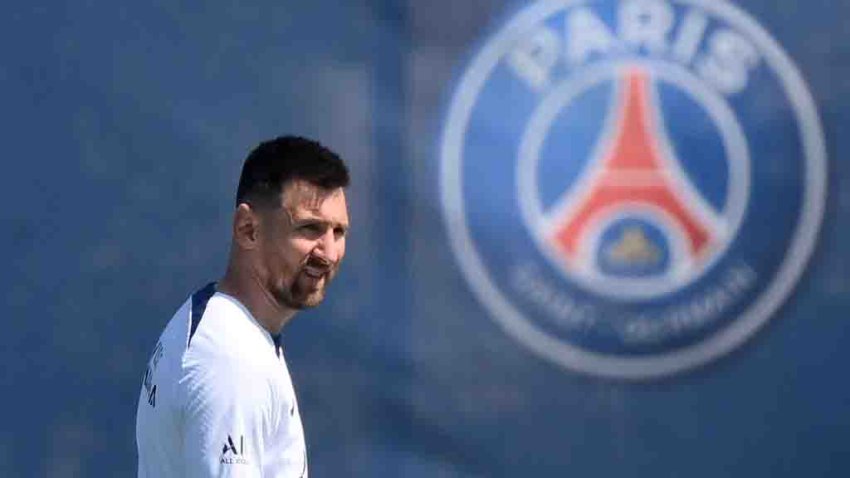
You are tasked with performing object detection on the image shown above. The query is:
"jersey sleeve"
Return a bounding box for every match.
[180,355,279,477]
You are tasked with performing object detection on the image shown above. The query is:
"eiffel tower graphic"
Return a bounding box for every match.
[546,67,724,278]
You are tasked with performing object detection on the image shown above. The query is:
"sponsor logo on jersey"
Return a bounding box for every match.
[440,0,826,379]
[221,434,249,465]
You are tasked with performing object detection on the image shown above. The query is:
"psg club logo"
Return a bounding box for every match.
[440,0,826,379]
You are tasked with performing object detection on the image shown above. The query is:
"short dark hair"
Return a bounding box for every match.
[235,136,349,209]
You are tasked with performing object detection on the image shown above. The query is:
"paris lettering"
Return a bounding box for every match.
[507,0,759,95]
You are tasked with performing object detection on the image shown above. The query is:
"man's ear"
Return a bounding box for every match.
[233,203,261,250]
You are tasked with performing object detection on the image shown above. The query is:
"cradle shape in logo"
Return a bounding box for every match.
[440,0,826,379]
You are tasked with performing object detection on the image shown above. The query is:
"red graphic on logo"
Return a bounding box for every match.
[550,68,716,267]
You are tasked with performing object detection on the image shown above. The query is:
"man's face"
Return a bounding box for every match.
[258,179,349,310]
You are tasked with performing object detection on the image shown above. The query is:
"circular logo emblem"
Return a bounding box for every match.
[440,0,826,379]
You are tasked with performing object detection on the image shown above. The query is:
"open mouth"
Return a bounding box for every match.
[302,267,326,279]
[301,260,332,280]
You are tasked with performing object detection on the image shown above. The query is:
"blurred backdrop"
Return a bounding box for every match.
[1,0,849,476]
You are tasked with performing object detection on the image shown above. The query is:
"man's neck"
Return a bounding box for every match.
[217,266,297,336]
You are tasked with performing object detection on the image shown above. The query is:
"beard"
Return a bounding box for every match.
[270,258,337,310]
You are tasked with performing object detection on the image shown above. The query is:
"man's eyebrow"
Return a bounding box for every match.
[293,216,349,229]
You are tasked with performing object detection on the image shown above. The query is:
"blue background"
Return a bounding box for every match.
[1,0,848,476]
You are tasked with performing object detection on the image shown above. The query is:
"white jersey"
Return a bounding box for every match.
[136,283,308,477]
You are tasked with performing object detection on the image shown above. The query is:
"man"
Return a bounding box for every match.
[136,136,350,477]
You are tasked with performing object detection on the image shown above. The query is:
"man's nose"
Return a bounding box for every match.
[313,229,340,263]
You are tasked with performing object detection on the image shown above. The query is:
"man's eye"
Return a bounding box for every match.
[300,223,322,233]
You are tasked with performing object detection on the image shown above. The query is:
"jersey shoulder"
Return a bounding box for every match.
[184,292,276,365]
[180,290,283,398]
